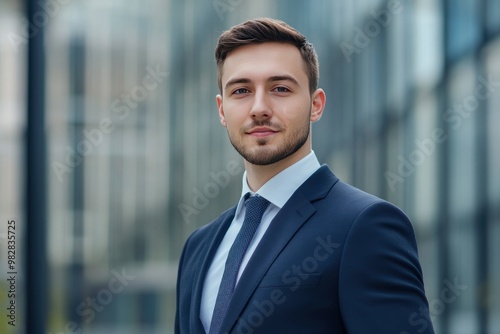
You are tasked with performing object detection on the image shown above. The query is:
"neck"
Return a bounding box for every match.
[244,142,311,192]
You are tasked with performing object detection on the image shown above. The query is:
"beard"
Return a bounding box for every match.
[227,112,311,166]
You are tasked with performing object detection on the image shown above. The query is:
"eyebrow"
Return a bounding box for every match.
[224,75,300,91]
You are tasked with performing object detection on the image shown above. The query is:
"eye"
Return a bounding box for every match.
[273,86,291,93]
[233,88,250,95]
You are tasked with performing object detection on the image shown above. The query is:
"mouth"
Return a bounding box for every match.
[246,127,279,138]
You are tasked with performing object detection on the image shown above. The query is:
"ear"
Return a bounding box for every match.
[216,94,226,127]
[310,88,326,122]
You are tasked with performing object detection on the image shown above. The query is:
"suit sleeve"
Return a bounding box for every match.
[338,201,435,334]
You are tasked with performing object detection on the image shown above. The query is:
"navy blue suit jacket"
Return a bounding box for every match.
[175,166,434,333]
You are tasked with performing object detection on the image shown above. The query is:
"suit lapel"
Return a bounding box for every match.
[190,207,236,333]
[220,166,339,333]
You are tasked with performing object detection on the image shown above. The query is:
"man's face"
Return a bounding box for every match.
[217,42,325,166]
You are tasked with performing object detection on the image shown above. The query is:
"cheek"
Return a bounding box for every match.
[223,111,239,124]
[275,92,309,114]
[222,113,245,133]
[274,100,310,123]
[223,101,251,123]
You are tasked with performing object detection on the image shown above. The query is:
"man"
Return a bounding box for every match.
[176,18,434,334]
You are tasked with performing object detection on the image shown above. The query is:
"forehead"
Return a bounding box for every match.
[221,42,307,87]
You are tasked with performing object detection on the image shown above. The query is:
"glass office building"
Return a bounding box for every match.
[0,0,498,333]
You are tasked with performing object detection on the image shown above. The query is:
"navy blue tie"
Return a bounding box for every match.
[209,194,270,334]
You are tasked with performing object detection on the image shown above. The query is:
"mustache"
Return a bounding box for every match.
[242,120,284,132]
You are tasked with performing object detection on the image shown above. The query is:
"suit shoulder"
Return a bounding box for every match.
[330,180,388,209]
[324,178,411,228]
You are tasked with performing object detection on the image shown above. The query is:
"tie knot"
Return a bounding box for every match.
[244,195,270,218]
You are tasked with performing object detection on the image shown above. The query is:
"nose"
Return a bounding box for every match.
[249,89,272,120]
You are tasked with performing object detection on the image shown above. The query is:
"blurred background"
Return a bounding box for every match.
[0,0,499,333]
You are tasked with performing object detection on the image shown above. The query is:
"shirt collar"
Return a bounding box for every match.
[235,151,321,216]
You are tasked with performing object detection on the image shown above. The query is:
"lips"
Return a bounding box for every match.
[246,127,278,137]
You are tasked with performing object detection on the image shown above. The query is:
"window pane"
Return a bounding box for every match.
[447,0,481,58]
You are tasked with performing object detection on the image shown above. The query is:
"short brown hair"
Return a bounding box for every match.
[215,18,319,94]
